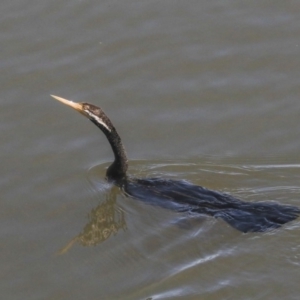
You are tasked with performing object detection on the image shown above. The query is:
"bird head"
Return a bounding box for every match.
[51,95,113,132]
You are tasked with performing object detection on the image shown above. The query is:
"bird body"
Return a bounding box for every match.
[51,95,300,232]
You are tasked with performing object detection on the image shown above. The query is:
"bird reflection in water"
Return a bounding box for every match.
[58,187,126,254]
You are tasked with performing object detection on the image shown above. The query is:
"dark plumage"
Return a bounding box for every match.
[51,95,300,232]
[123,178,299,232]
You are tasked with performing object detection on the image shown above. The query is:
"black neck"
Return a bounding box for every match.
[90,118,128,182]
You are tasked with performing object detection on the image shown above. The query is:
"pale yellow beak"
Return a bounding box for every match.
[51,95,83,113]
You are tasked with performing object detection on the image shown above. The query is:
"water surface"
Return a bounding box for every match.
[1,1,300,299]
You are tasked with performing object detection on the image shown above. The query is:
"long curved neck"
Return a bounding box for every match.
[90,118,128,182]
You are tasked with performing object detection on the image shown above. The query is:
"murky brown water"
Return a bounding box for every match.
[1,1,300,299]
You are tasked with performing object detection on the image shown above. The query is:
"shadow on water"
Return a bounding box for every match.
[57,186,126,254]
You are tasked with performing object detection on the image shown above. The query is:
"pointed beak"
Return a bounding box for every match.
[51,95,84,113]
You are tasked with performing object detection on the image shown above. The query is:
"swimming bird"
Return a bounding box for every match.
[51,95,300,232]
